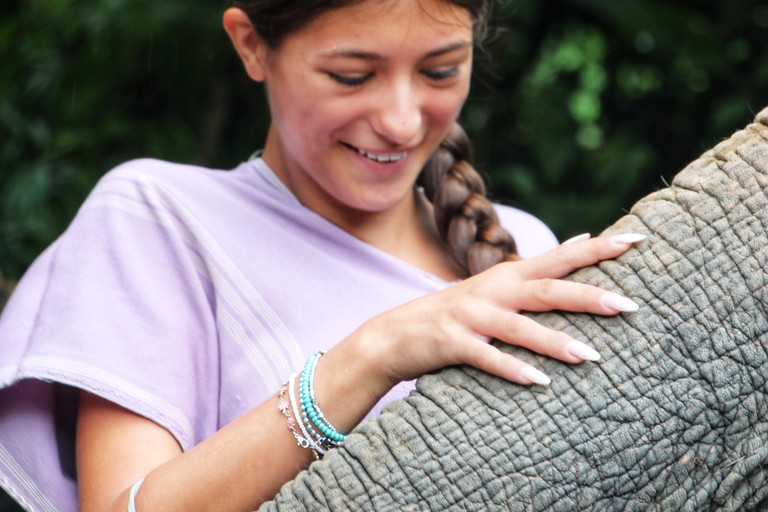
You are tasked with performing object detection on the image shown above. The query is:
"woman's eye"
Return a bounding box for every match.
[421,68,458,80]
[328,73,372,86]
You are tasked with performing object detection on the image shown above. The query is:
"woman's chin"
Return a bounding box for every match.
[340,187,416,215]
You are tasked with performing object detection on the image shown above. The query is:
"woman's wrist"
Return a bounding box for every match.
[310,325,398,434]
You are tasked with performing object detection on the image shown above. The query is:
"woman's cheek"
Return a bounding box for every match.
[430,85,469,121]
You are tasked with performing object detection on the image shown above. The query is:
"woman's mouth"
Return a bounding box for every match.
[343,143,409,163]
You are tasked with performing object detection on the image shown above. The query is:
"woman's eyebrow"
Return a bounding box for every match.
[320,49,385,61]
[423,41,472,59]
[319,41,472,61]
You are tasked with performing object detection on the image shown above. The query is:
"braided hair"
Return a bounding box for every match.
[420,122,518,275]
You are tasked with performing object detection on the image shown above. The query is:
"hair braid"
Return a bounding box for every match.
[419,122,518,276]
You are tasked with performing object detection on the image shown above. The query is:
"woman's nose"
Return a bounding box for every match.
[373,80,422,145]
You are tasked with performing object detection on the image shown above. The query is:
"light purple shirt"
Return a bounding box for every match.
[0,157,557,512]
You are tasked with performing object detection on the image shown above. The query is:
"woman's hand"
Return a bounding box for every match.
[352,233,646,392]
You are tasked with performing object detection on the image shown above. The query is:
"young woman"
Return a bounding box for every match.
[0,1,644,511]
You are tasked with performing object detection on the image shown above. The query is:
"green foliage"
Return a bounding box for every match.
[0,0,766,281]
[0,0,269,280]
[468,0,766,240]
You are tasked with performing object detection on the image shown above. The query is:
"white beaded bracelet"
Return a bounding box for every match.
[128,478,144,512]
[289,373,326,457]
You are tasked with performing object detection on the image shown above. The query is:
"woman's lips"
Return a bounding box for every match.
[340,142,414,176]
[356,147,408,163]
[342,142,410,164]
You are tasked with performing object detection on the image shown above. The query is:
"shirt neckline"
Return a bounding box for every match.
[249,153,300,205]
[246,155,459,289]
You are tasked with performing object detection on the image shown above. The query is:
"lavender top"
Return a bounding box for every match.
[0,157,558,512]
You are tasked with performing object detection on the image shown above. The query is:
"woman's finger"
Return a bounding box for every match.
[456,337,552,386]
[500,279,639,315]
[510,233,646,281]
[560,232,591,246]
[470,308,601,364]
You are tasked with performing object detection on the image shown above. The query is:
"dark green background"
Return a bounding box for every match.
[1,0,767,284]
[0,0,766,509]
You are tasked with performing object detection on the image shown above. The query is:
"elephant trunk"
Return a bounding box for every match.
[260,109,768,511]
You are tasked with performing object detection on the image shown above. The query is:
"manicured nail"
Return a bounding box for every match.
[561,233,590,246]
[566,340,601,361]
[520,366,551,386]
[602,292,639,312]
[611,233,646,245]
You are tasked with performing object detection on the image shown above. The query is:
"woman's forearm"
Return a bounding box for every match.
[77,329,392,512]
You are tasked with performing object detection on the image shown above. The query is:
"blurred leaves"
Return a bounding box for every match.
[0,0,270,279]
[0,0,766,280]
[468,0,767,240]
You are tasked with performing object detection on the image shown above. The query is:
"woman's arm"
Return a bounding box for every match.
[77,330,386,512]
[77,234,641,512]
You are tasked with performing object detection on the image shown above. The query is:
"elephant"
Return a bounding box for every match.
[259,107,768,511]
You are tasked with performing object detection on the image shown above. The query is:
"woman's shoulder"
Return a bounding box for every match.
[95,158,234,192]
[84,158,268,221]
[492,203,559,259]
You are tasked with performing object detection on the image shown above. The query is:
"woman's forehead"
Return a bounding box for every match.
[282,0,474,53]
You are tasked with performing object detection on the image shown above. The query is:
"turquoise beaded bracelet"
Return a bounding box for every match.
[299,351,347,445]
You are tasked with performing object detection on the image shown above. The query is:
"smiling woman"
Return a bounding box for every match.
[0,1,645,512]
[238,1,473,230]
[227,1,498,278]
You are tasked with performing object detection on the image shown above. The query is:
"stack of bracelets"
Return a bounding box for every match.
[277,351,347,459]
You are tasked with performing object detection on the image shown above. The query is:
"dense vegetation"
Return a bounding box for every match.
[0,0,765,285]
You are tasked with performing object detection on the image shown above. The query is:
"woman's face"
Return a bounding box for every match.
[258,0,474,222]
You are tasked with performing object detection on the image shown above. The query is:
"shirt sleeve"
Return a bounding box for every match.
[0,161,220,451]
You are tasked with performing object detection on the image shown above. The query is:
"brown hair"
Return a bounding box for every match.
[233,0,518,275]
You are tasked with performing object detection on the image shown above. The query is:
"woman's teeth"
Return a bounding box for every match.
[357,147,408,163]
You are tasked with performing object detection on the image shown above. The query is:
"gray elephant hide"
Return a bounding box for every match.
[260,107,768,512]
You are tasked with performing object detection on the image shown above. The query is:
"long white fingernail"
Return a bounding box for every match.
[520,366,551,386]
[566,340,601,361]
[602,292,639,312]
[561,233,590,246]
[611,233,646,245]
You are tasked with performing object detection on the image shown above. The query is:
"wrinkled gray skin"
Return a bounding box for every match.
[261,109,768,512]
